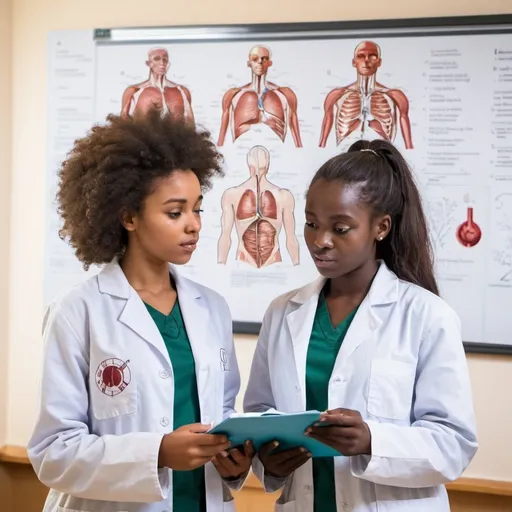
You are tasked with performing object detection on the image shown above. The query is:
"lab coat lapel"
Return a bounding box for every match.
[98,261,171,366]
[334,296,379,364]
[173,267,208,369]
[286,277,326,409]
[334,261,399,365]
[172,267,213,420]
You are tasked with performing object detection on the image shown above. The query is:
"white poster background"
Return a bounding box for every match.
[45,29,512,345]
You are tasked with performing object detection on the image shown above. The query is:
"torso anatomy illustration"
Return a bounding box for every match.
[217,145,300,269]
[319,41,413,149]
[217,45,302,147]
[121,48,195,123]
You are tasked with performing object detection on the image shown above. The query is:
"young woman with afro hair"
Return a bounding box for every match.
[28,109,254,512]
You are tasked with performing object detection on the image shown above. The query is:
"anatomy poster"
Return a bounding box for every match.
[45,26,512,346]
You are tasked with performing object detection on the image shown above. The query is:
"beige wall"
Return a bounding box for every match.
[4,0,512,483]
[0,0,12,447]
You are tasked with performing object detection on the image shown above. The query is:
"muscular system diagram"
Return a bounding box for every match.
[217,45,302,147]
[319,41,413,149]
[217,145,300,269]
[120,48,195,123]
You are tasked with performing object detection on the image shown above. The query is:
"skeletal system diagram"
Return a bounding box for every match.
[319,41,413,149]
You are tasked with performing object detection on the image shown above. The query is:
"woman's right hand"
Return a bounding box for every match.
[158,423,231,470]
[258,441,311,479]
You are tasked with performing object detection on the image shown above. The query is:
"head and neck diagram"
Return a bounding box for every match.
[319,40,413,149]
[217,45,302,147]
[217,145,300,269]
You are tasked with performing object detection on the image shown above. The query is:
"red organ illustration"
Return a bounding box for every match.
[120,48,194,124]
[237,187,279,268]
[319,40,413,149]
[456,207,482,248]
[217,145,300,269]
[95,358,131,397]
[217,45,302,147]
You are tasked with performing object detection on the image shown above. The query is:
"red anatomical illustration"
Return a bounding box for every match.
[456,207,482,248]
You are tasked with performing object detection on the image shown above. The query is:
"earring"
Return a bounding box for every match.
[378,236,383,241]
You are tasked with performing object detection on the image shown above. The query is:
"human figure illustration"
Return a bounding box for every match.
[319,41,413,149]
[217,45,302,147]
[217,145,300,269]
[120,48,194,123]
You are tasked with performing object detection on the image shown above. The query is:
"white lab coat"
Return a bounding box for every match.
[244,261,478,512]
[28,260,242,512]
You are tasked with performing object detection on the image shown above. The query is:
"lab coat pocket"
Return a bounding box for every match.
[367,359,415,420]
[91,358,138,420]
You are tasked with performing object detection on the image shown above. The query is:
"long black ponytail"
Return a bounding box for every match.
[310,139,439,296]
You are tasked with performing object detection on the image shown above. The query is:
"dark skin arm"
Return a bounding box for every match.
[305,408,372,456]
[258,441,311,478]
[211,441,255,480]
[158,423,231,470]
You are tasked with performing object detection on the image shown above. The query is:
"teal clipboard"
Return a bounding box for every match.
[208,410,341,458]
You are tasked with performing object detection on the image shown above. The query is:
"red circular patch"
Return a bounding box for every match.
[102,366,123,387]
[96,358,131,397]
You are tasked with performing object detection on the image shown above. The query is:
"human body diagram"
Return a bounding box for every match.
[319,41,413,149]
[120,48,195,123]
[217,145,300,269]
[217,45,302,147]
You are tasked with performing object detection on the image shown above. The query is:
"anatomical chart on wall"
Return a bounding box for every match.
[318,40,414,150]
[119,47,195,124]
[216,45,303,148]
[217,145,300,269]
[44,28,512,342]
[44,31,100,307]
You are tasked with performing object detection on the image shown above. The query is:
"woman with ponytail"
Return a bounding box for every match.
[243,139,478,512]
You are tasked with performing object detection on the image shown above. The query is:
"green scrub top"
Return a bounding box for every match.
[305,290,358,512]
[145,299,206,512]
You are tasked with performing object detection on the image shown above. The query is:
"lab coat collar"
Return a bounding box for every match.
[285,261,399,408]
[97,259,205,369]
[97,260,130,299]
[97,259,202,300]
[288,260,399,307]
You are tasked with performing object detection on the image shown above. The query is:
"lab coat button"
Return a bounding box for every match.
[159,370,170,379]
[342,503,352,511]
[303,484,312,491]
[295,385,301,392]
[334,376,341,383]
[160,417,170,427]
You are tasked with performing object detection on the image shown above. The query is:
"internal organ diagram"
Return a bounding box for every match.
[217,45,302,147]
[456,207,482,248]
[120,48,194,123]
[319,41,413,149]
[217,145,300,269]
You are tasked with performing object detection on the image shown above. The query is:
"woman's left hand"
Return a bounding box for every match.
[305,408,372,456]
[211,440,255,480]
